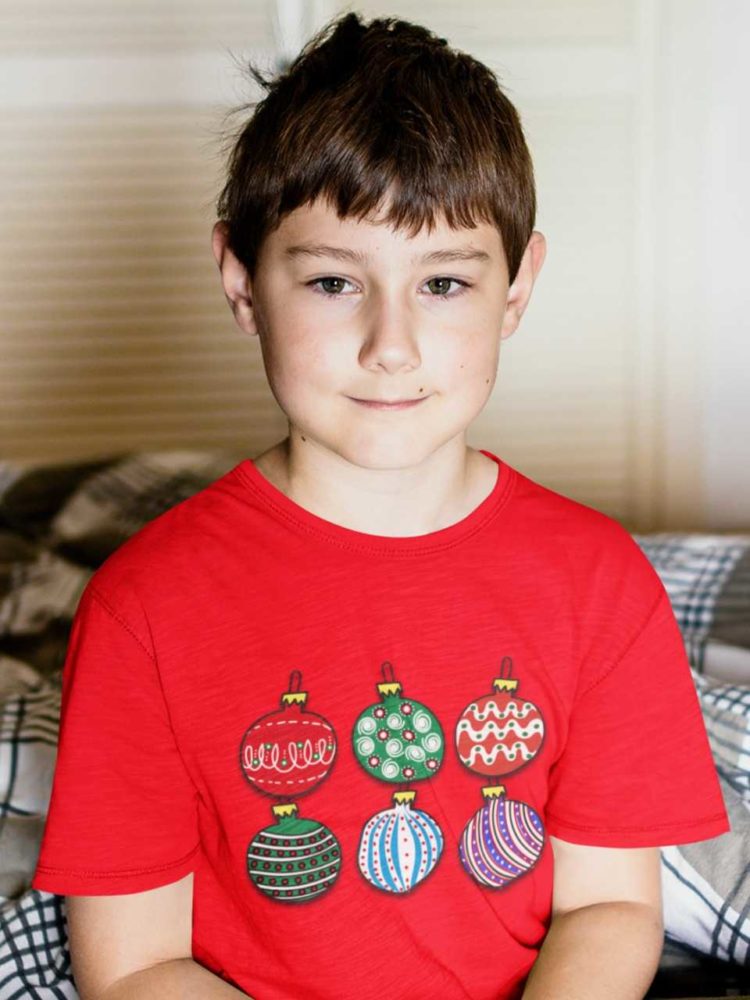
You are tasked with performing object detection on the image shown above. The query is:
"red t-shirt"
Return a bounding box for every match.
[32,449,730,1000]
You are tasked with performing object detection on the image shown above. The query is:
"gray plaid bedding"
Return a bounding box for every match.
[0,452,748,999]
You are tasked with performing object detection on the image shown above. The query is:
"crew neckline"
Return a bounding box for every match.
[235,448,515,555]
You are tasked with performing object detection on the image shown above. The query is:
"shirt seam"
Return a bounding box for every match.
[88,584,156,663]
[545,810,727,833]
[85,582,205,809]
[35,841,201,879]
[236,462,516,556]
[577,586,667,699]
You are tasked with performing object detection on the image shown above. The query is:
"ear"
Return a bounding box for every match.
[500,230,547,340]
[211,221,259,337]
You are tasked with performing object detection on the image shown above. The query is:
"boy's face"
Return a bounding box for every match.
[213,196,545,470]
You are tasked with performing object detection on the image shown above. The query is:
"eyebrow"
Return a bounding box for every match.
[282,242,492,266]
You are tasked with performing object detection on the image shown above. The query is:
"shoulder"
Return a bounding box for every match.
[83,460,251,613]
[508,464,661,593]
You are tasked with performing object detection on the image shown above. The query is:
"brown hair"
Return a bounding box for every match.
[216,11,536,285]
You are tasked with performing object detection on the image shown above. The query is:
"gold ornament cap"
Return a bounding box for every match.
[393,790,416,805]
[481,785,506,800]
[377,681,402,697]
[272,802,298,818]
[281,691,307,705]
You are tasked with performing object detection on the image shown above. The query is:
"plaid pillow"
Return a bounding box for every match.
[660,671,750,965]
[634,533,750,672]
[48,451,242,566]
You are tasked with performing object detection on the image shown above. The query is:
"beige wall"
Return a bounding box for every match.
[1,0,747,530]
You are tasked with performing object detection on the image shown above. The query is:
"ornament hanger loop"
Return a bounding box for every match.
[288,670,303,692]
[499,656,513,679]
[380,661,396,683]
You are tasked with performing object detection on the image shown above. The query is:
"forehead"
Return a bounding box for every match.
[263,196,504,267]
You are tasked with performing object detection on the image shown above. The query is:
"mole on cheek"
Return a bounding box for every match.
[418,387,423,392]
[301,435,306,441]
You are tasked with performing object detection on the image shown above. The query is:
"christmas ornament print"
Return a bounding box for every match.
[455,656,545,778]
[459,784,544,889]
[240,670,337,797]
[352,661,444,783]
[247,802,342,903]
[359,790,444,893]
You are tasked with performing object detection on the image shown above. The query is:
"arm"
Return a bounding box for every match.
[66,873,250,1000]
[103,959,249,999]
[521,837,664,1000]
[521,900,663,1000]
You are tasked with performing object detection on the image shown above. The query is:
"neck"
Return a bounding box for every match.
[252,432,497,537]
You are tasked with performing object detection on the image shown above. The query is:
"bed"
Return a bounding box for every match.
[0,451,748,999]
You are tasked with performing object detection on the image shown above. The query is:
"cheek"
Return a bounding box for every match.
[441,329,499,386]
[264,319,343,390]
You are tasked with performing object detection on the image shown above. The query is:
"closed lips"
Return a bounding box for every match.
[349,395,429,403]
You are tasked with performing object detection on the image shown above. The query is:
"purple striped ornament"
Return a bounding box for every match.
[459,785,544,888]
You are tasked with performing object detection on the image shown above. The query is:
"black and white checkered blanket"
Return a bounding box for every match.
[0,453,748,999]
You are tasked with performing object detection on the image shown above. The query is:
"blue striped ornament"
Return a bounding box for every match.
[358,790,444,893]
[459,784,544,889]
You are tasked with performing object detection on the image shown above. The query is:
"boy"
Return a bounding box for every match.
[31,12,729,1000]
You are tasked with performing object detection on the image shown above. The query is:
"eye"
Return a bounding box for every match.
[424,277,471,299]
[305,275,472,300]
[307,276,357,298]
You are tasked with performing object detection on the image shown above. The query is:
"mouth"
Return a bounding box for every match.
[348,396,430,410]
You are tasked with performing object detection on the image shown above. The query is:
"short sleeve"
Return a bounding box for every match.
[545,586,731,848]
[31,581,200,895]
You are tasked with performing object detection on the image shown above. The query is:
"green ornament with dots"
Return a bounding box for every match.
[352,661,444,784]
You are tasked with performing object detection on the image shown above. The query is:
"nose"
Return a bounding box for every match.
[357,288,422,374]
